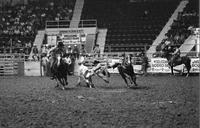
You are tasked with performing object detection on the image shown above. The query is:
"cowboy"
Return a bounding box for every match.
[47,41,66,79]
[171,45,180,62]
[121,53,131,67]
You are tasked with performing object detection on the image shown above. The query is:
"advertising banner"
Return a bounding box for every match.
[186,58,200,73]
[61,34,80,44]
[149,58,184,73]
[60,33,86,44]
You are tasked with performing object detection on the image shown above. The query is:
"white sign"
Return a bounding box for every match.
[186,58,200,73]
[149,58,184,73]
[149,58,171,73]
[60,33,86,44]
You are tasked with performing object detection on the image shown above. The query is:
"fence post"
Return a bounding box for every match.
[17,61,24,76]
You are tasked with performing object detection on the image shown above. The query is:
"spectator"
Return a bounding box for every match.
[66,45,73,55]
[80,44,87,55]
[32,45,39,61]
[92,44,100,58]
[41,44,48,58]
[72,44,80,58]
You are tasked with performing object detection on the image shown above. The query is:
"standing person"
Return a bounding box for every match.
[92,44,100,58]
[66,45,73,55]
[32,44,39,61]
[72,44,80,59]
[41,44,48,58]
[80,44,87,55]
[141,52,149,76]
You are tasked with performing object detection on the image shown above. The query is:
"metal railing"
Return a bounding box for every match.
[45,19,97,29]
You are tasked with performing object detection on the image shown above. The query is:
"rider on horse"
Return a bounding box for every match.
[171,45,181,63]
[47,41,66,79]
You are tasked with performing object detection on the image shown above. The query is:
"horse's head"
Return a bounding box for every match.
[55,53,62,66]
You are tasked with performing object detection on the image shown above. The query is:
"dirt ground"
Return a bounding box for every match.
[0,74,199,128]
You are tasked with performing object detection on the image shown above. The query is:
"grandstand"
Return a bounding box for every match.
[0,0,199,76]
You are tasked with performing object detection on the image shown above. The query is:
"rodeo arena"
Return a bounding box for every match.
[0,0,199,127]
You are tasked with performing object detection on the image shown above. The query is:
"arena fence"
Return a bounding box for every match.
[0,52,199,76]
[0,54,25,76]
[45,19,97,29]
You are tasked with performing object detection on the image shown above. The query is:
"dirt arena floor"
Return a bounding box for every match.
[0,74,199,128]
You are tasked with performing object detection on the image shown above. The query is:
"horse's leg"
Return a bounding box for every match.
[88,77,95,88]
[85,79,91,88]
[171,66,174,76]
[54,77,60,88]
[64,76,68,86]
[131,74,137,86]
[96,72,109,84]
[186,64,191,77]
[127,75,133,84]
[76,76,81,86]
[57,77,65,90]
[120,73,129,87]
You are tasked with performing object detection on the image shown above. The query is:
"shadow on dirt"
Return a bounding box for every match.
[129,86,151,90]
[54,86,78,91]
[98,86,127,90]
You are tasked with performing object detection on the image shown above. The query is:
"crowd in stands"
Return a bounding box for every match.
[0,0,74,58]
[154,0,199,57]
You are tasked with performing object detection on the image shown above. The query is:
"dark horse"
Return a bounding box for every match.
[162,49,191,77]
[51,53,70,90]
[111,61,137,88]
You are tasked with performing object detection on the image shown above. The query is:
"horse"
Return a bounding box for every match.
[50,53,70,90]
[110,62,137,88]
[161,48,191,77]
